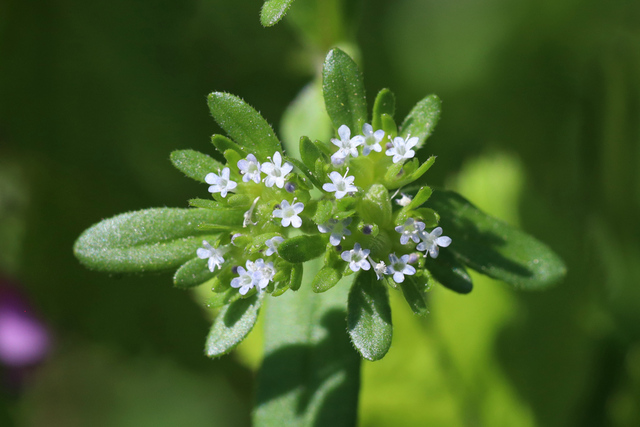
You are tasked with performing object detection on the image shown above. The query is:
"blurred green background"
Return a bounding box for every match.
[1,0,640,425]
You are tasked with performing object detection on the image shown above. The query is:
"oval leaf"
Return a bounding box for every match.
[426,190,566,289]
[347,270,392,361]
[173,257,217,289]
[312,266,341,293]
[322,48,368,133]
[424,251,473,294]
[290,263,303,291]
[399,276,429,316]
[74,208,244,273]
[260,0,296,27]
[170,149,224,183]
[372,88,396,130]
[205,293,263,357]
[400,94,441,148]
[278,234,325,263]
[207,92,282,161]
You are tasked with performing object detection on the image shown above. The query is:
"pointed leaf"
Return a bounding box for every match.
[347,270,392,361]
[173,257,217,289]
[399,276,429,316]
[424,251,473,294]
[322,48,368,133]
[260,0,296,27]
[300,136,322,170]
[74,208,244,273]
[278,234,325,263]
[372,88,395,130]
[207,92,282,161]
[170,150,224,183]
[205,293,263,357]
[400,94,441,148]
[426,190,566,289]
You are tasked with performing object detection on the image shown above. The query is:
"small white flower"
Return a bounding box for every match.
[386,253,416,283]
[330,125,363,163]
[370,258,387,280]
[395,193,413,207]
[341,243,371,272]
[361,123,385,156]
[205,167,237,197]
[230,265,254,295]
[395,218,426,245]
[261,151,293,188]
[317,218,352,246]
[265,236,284,256]
[237,154,261,183]
[272,199,304,228]
[253,258,276,290]
[196,240,226,272]
[322,168,358,199]
[230,259,276,295]
[385,135,419,164]
[417,227,452,258]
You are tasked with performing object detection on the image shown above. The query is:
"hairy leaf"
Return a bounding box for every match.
[400,94,441,148]
[170,149,224,183]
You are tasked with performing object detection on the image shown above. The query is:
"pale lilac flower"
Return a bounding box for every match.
[231,262,255,295]
[317,218,352,246]
[385,135,419,164]
[360,123,385,156]
[272,199,304,228]
[386,253,416,283]
[341,243,371,272]
[395,193,413,207]
[205,167,237,197]
[197,240,226,272]
[331,125,363,163]
[322,169,358,199]
[265,236,284,256]
[231,259,276,295]
[417,227,452,258]
[253,259,276,290]
[395,218,426,245]
[237,154,261,183]
[261,151,293,188]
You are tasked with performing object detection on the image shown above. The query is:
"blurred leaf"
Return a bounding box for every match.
[400,95,441,148]
[170,150,224,183]
[300,136,322,170]
[347,270,393,361]
[426,190,566,289]
[399,276,429,316]
[372,88,396,131]
[207,92,282,161]
[74,208,243,273]
[188,199,223,209]
[359,184,392,226]
[312,266,342,293]
[424,251,473,294]
[322,48,368,132]
[279,234,325,263]
[260,0,296,27]
[173,257,216,289]
[206,287,241,308]
[205,293,264,358]
[290,263,303,291]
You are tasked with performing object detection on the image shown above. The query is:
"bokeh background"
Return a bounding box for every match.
[2,0,640,425]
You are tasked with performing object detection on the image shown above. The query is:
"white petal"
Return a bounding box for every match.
[393,272,405,283]
[205,173,218,184]
[290,216,302,228]
[341,251,351,262]
[360,261,371,271]
[373,129,385,141]
[338,124,351,140]
[239,285,251,295]
[272,209,283,218]
[281,162,293,176]
[429,246,439,258]
[273,151,282,166]
[207,258,218,272]
[292,202,304,214]
[362,123,373,135]
[432,227,443,237]
[329,234,341,246]
[323,183,336,192]
[403,265,416,275]
[351,135,365,146]
[281,217,291,227]
[436,236,452,247]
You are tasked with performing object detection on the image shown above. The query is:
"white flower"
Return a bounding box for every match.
[265,236,284,256]
[386,253,416,283]
[417,227,452,258]
[230,265,254,295]
[322,168,358,199]
[361,123,385,156]
[272,199,304,228]
[317,218,352,246]
[330,125,363,163]
[385,135,419,164]
[395,218,426,245]
[196,240,226,272]
[395,193,413,207]
[237,154,261,183]
[230,259,276,295]
[205,167,237,197]
[370,258,387,280]
[261,151,293,188]
[341,243,371,272]
[253,258,276,290]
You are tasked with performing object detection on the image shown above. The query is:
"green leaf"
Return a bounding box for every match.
[399,276,429,316]
[409,156,436,182]
[300,136,322,170]
[173,257,217,289]
[372,88,396,131]
[424,251,473,294]
[407,186,432,210]
[312,266,341,293]
[400,94,441,148]
[358,184,392,226]
[211,134,246,157]
[285,156,324,189]
[313,200,333,225]
[170,150,224,183]
[278,234,325,263]
[260,0,296,27]
[207,92,282,161]
[74,208,243,273]
[426,190,566,289]
[347,270,392,361]
[254,264,360,426]
[206,287,241,308]
[289,263,303,291]
[188,198,223,209]
[205,293,264,358]
[322,48,368,133]
[381,113,398,138]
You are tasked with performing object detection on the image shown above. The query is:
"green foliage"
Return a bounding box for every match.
[170,150,225,183]
[278,234,325,263]
[173,257,217,289]
[399,94,441,147]
[398,276,429,316]
[260,0,296,27]
[347,270,393,361]
[372,89,396,131]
